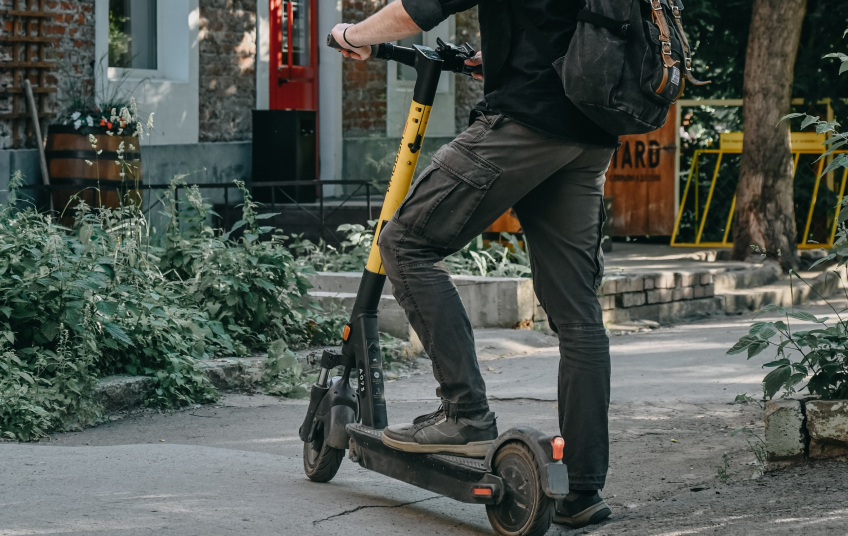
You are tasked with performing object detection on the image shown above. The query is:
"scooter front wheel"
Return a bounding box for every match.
[485,441,555,536]
[303,439,344,482]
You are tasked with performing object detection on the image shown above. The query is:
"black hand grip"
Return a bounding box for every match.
[464,64,483,77]
[327,33,348,51]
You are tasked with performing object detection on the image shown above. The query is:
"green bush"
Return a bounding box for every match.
[727,39,848,401]
[157,178,319,352]
[0,172,332,440]
[292,221,531,277]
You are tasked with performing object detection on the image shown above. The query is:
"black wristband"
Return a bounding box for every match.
[343,26,361,49]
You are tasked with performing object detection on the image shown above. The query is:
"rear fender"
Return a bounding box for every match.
[484,427,570,499]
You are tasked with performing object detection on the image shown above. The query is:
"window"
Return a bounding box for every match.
[281,0,310,66]
[396,34,423,81]
[109,0,157,70]
[386,15,455,138]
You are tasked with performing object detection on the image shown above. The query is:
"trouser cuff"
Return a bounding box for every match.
[442,399,490,418]
[567,475,607,491]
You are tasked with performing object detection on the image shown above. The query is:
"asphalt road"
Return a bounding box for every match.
[3,307,848,536]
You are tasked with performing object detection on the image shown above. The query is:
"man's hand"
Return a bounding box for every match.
[331,23,373,61]
[465,51,483,80]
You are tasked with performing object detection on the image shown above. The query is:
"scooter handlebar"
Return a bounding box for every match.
[326,34,482,77]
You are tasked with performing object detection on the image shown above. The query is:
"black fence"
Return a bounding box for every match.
[15,180,379,245]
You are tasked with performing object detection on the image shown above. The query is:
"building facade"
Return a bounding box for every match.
[0,0,483,198]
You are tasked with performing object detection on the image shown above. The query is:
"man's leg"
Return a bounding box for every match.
[377,112,587,455]
[512,146,614,526]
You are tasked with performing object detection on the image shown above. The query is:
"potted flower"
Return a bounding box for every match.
[49,58,150,224]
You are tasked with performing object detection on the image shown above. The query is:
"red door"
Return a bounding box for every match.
[270,0,319,110]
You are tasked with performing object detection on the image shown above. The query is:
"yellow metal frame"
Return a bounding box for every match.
[365,101,433,273]
[671,146,848,248]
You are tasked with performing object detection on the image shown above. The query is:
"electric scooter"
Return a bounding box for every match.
[298,35,570,536]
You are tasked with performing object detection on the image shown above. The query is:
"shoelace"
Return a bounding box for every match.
[412,405,445,426]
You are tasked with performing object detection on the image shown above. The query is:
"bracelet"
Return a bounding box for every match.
[343,26,362,49]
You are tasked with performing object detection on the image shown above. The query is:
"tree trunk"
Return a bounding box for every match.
[732,0,807,269]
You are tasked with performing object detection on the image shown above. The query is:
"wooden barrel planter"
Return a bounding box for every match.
[45,125,142,226]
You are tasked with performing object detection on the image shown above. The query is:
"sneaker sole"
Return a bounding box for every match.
[553,501,611,528]
[381,434,493,457]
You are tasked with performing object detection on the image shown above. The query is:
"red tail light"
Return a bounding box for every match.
[551,436,565,461]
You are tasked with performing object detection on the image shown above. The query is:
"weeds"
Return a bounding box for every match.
[292,221,532,277]
[732,427,768,476]
[715,452,731,484]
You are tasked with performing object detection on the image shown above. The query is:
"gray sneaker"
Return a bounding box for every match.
[381,406,498,457]
[553,491,611,528]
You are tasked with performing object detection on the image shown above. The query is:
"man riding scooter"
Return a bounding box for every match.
[332,0,617,528]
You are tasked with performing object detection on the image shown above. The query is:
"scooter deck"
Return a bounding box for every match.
[347,423,505,505]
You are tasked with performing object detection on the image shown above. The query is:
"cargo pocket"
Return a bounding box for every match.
[395,143,502,249]
[593,201,607,289]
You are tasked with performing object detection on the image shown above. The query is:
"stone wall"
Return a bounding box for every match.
[454,7,483,133]
[341,0,387,137]
[197,0,257,142]
[0,0,95,149]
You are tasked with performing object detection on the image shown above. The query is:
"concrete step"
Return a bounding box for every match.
[307,272,535,331]
[712,261,783,293]
[308,291,413,340]
[720,270,844,314]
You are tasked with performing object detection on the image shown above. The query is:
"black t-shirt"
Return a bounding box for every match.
[402,0,619,147]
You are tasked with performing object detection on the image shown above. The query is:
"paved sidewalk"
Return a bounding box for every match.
[3,303,848,535]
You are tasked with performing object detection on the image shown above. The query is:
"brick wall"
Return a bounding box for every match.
[198,0,256,143]
[0,0,95,149]
[341,0,387,137]
[454,7,482,134]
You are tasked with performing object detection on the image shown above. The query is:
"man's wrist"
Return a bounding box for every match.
[343,25,361,49]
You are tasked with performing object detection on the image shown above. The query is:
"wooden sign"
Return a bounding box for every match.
[604,105,677,236]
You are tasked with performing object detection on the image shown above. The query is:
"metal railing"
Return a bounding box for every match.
[15,180,378,243]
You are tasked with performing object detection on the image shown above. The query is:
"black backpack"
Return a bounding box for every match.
[512,0,709,136]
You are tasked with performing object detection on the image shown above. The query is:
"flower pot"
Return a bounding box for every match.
[45,125,142,226]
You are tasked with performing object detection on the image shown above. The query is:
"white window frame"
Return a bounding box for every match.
[386,12,455,138]
[94,0,200,146]
[100,0,190,83]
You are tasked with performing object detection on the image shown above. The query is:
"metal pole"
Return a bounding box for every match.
[24,79,52,211]
[224,186,229,230]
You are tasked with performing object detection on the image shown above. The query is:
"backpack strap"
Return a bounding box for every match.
[669,5,710,86]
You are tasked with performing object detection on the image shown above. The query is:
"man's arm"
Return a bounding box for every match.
[331,1,422,61]
[332,0,479,61]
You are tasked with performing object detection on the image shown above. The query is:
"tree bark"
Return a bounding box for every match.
[732,0,807,269]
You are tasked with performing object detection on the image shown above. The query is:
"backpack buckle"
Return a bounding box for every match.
[672,6,680,18]
[651,0,663,11]
[662,42,672,55]
[685,57,692,70]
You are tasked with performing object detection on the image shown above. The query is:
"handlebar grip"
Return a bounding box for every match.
[327,33,348,51]
[465,64,483,76]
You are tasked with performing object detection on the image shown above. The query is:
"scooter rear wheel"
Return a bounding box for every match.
[303,437,344,482]
[485,441,554,536]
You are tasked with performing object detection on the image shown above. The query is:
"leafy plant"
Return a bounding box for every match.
[727,34,848,402]
[262,340,316,399]
[292,221,532,278]
[732,427,767,476]
[715,452,731,484]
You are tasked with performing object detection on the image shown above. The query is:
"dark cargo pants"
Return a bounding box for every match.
[377,112,614,490]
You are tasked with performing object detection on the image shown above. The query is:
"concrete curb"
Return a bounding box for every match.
[93,357,267,413]
[765,398,848,463]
